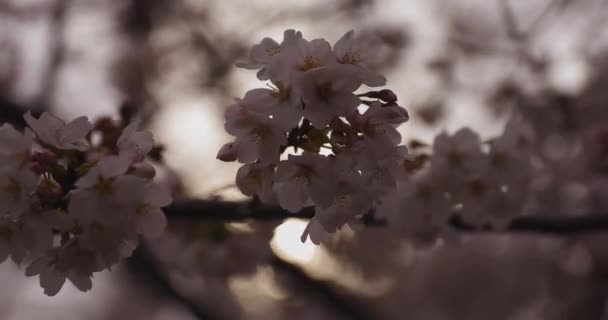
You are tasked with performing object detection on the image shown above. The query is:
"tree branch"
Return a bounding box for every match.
[164,199,608,235]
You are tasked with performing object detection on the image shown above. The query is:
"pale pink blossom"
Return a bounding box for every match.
[274,153,329,212]
[298,65,362,128]
[0,168,38,218]
[25,244,98,296]
[377,172,452,246]
[430,128,484,180]
[224,102,287,165]
[0,124,33,169]
[241,85,303,129]
[113,175,171,237]
[24,112,92,151]
[278,37,336,73]
[235,163,275,203]
[333,30,387,86]
[237,29,303,80]
[117,122,154,163]
[312,156,372,233]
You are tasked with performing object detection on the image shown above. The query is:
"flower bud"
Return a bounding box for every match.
[217,143,238,162]
[360,89,398,103]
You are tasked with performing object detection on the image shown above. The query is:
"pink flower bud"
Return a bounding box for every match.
[377,89,397,103]
[360,89,398,103]
[217,143,238,162]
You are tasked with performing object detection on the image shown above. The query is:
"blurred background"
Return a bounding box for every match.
[1,0,608,319]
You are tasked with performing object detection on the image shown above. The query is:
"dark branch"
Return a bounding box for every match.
[164,199,608,235]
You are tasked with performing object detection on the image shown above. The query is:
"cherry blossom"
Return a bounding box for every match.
[224,100,288,164]
[237,29,303,80]
[235,163,275,203]
[298,65,362,128]
[0,124,33,169]
[117,122,154,163]
[25,244,98,295]
[274,152,329,213]
[24,112,92,150]
[0,168,38,218]
[333,30,387,86]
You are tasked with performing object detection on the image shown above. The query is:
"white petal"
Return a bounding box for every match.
[98,155,130,177]
[301,219,328,245]
[145,182,173,207]
[138,208,167,238]
[59,116,92,144]
[26,256,50,276]
[40,269,66,296]
[67,271,93,292]
[277,180,308,213]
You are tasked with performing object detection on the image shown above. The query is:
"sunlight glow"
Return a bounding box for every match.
[271,219,319,264]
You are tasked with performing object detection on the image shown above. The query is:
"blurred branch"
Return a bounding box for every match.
[271,253,376,320]
[164,199,608,235]
[499,0,524,41]
[525,0,564,35]
[127,243,223,320]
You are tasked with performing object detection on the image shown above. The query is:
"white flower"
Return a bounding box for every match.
[75,155,131,189]
[486,118,535,187]
[78,221,137,266]
[224,101,287,165]
[240,85,303,129]
[113,175,171,237]
[278,37,336,73]
[0,168,38,218]
[430,128,484,181]
[0,124,33,169]
[235,163,275,203]
[301,218,329,245]
[133,182,171,237]
[333,30,386,86]
[348,102,408,160]
[117,122,154,163]
[0,221,28,264]
[298,65,362,128]
[377,172,452,245]
[312,156,372,233]
[69,156,132,224]
[274,153,329,212]
[360,157,407,199]
[24,112,92,150]
[25,244,98,296]
[237,29,303,80]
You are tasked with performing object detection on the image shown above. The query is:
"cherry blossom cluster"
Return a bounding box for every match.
[378,118,537,246]
[0,112,170,295]
[218,30,411,243]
